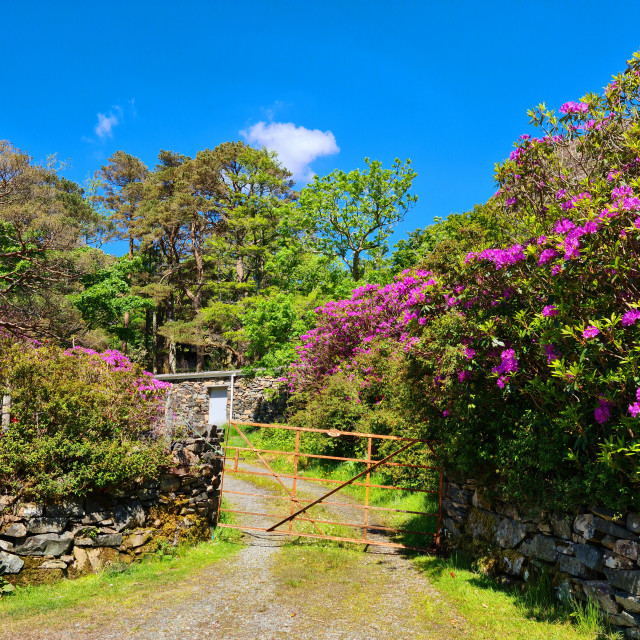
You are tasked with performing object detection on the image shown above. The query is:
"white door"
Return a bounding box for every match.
[208,386,229,426]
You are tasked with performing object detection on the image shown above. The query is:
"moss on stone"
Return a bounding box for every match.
[8,556,65,586]
[148,498,210,547]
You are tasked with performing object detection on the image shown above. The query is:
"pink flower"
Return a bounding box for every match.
[612,185,633,198]
[583,326,600,339]
[622,309,640,327]
[542,305,558,317]
[555,219,576,234]
[594,399,611,425]
[559,101,588,115]
[544,344,559,364]
[493,349,518,375]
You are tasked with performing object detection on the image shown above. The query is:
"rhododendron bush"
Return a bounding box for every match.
[287,52,640,510]
[0,338,171,500]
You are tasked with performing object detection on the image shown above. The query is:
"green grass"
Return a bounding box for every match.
[413,551,623,640]
[0,538,240,633]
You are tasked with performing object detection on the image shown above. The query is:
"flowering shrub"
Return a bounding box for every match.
[287,51,640,511]
[286,272,435,388]
[0,338,171,500]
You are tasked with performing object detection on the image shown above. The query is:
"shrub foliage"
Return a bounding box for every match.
[0,339,171,500]
[286,51,640,511]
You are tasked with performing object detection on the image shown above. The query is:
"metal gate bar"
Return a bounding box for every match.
[217,421,442,551]
[222,489,439,516]
[221,468,440,493]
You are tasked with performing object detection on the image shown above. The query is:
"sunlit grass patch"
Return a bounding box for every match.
[413,551,622,640]
[0,537,241,632]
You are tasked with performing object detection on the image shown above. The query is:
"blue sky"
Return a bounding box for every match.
[3,1,640,256]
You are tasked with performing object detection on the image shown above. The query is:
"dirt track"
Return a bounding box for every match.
[4,467,467,640]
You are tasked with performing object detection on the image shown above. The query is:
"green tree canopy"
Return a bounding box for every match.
[0,141,102,339]
[293,158,417,280]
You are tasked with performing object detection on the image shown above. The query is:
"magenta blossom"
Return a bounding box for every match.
[543,305,558,317]
[594,399,611,425]
[493,349,518,377]
[538,248,558,265]
[583,326,600,339]
[559,101,589,115]
[463,346,476,360]
[622,309,640,327]
[554,219,576,234]
[544,344,559,364]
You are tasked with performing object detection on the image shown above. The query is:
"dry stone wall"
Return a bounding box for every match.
[0,437,222,587]
[443,477,640,638]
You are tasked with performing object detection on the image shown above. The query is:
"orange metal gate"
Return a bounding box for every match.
[216,421,442,552]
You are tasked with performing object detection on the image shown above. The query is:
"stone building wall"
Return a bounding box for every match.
[443,477,640,638]
[164,375,288,437]
[0,437,222,587]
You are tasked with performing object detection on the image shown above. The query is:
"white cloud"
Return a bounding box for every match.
[95,111,119,139]
[241,121,339,182]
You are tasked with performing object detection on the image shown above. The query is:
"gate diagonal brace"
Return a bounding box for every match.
[266,440,418,533]
[229,421,326,536]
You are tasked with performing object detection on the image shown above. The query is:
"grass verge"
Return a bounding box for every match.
[413,551,623,640]
[0,539,240,627]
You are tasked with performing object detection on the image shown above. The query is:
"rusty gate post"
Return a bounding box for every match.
[289,429,301,533]
[363,436,372,541]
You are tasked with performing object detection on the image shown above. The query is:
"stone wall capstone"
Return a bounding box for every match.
[442,477,640,638]
[0,436,222,587]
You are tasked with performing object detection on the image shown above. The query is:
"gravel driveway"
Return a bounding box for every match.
[4,464,467,640]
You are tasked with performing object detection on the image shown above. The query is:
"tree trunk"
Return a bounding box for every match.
[121,235,135,354]
[168,341,177,374]
[152,309,158,375]
[196,346,205,372]
[121,311,130,354]
[189,222,206,373]
[352,250,362,281]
